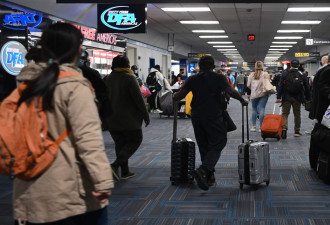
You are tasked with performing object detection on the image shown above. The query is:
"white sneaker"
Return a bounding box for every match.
[250,126,257,132]
[154,109,163,113]
[150,109,154,113]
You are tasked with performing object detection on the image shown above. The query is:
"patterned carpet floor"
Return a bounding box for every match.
[1,95,330,225]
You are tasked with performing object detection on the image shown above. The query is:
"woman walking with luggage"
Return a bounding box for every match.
[247,61,270,132]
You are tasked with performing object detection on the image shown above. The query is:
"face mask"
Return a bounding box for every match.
[76,59,85,67]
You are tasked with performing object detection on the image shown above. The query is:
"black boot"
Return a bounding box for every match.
[111,162,120,181]
[121,162,136,180]
[282,129,287,139]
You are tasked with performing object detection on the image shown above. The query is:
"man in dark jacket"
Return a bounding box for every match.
[173,56,248,191]
[78,50,111,120]
[276,59,311,138]
[104,56,150,181]
[309,54,330,123]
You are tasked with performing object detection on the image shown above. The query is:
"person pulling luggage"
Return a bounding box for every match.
[173,56,248,191]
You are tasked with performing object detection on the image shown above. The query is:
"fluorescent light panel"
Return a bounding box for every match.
[180,21,219,24]
[192,30,225,33]
[270,45,293,47]
[274,36,303,39]
[277,30,310,33]
[272,41,297,44]
[213,45,235,48]
[199,35,228,38]
[207,41,232,44]
[288,7,330,12]
[217,49,237,51]
[162,7,210,12]
[269,48,289,50]
[282,20,321,24]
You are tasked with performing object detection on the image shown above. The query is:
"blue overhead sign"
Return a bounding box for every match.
[1,13,42,30]
[97,4,146,33]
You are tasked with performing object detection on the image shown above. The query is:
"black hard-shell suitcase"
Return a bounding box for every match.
[238,106,270,189]
[170,101,195,185]
[317,151,330,182]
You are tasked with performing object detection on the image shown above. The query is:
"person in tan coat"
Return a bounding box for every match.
[13,23,114,225]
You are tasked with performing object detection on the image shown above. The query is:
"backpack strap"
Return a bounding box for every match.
[55,126,71,146]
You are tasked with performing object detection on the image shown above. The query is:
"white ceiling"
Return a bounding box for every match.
[7,1,330,63]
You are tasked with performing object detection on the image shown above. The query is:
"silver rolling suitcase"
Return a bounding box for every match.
[238,105,270,189]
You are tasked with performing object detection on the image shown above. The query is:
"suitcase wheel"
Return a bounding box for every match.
[239,183,243,189]
[266,180,270,186]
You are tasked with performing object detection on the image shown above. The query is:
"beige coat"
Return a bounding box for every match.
[14,63,114,223]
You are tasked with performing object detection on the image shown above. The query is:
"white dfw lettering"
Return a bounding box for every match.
[107,13,137,26]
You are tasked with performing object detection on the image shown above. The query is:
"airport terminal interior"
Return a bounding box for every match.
[1,0,330,224]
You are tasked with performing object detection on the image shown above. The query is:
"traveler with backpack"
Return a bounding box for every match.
[4,23,114,225]
[146,65,165,113]
[276,59,311,138]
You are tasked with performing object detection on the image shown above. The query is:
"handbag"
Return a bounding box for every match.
[262,77,276,94]
[140,85,152,98]
[223,110,237,132]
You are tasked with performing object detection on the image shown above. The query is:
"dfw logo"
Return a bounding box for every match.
[100,6,142,31]
[2,13,42,30]
[0,41,27,76]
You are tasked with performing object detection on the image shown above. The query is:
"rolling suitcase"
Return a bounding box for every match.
[238,105,270,189]
[317,151,330,182]
[170,101,195,185]
[261,104,284,141]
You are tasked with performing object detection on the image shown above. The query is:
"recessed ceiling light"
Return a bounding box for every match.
[213,45,235,48]
[269,48,289,50]
[272,41,297,44]
[282,20,321,24]
[207,41,233,44]
[277,30,310,33]
[268,51,286,54]
[217,49,237,51]
[162,7,211,12]
[265,57,280,59]
[199,36,228,38]
[193,30,225,33]
[270,45,293,47]
[274,36,303,39]
[180,21,219,24]
[288,7,330,12]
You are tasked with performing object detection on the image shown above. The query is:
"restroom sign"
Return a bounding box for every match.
[0,41,27,76]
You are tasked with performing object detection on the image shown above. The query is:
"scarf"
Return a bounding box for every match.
[114,68,134,75]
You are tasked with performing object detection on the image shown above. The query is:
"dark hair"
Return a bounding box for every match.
[81,50,89,62]
[154,65,160,70]
[19,22,83,110]
[25,43,43,63]
[131,65,138,70]
[199,56,215,71]
[112,55,130,69]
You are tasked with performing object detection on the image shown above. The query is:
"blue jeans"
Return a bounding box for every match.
[15,207,108,225]
[251,95,269,127]
[237,84,245,95]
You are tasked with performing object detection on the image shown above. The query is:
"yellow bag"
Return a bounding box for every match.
[185,92,193,116]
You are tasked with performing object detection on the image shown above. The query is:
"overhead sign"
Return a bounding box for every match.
[97,4,146,33]
[1,13,43,30]
[295,52,320,57]
[58,0,330,3]
[0,41,27,76]
[188,63,196,73]
[306,38,330,46]
[188,53,211,58]
[247,34,255,41]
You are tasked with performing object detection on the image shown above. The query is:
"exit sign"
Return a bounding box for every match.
[248,34,255,41]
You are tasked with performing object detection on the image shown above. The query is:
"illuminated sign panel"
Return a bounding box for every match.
[248,34,255,41]
[295,52,320,57]
[188,53,211,58]
[1,13,42,30]
[97,4,146,33]
[0,41,27,76]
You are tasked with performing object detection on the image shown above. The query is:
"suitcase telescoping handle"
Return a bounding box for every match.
[173,100,178,142]
[242,105,249,143]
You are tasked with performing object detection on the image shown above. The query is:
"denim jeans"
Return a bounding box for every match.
[237,84,245,96]
[251,95,269,127]
[15,207,109,225]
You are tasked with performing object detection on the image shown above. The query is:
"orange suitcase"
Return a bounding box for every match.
[261,104,284,141]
